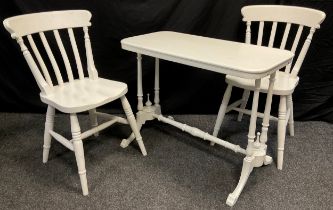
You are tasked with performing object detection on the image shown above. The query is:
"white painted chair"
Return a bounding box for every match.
[3,10,147,195]
[211,5,325,170]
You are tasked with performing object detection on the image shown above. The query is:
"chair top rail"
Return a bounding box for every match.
[3,10,92,38]
[242,5,325,28]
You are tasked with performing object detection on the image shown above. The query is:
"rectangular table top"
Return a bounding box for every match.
[121,31,294,79]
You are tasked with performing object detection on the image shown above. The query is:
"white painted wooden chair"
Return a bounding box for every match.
[3,10,147,195]
[211,5,325,170]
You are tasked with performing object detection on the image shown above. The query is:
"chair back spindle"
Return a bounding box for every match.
[39,31,64,85]
[257,21,264,46]
[279,23,291,50]
[27,34,53,87]
[16,37,51,94]
[53,29,74,82]
[242,5,325,78]
[68,28,85,80]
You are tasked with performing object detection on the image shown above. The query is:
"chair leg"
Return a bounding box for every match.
[211,84,233,146]
[43,105,55,163]
[237,90,250,122]
[88,109,99,137]
[120,96,147,156]
[277,96,287,170]
[70,114,89,196]
[287,95,295,136]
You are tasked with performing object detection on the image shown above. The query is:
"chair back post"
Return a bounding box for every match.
[245,21,251,44]
[241,5,326,77]
[290,27,316,78]
[83,26,98,79]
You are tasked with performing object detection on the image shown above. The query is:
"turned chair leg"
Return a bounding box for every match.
[120,96,147,156]
[277,96,287,170]
[70,114,89,196]
[88,109,99,137]
[211,84,233,146]
[43,105,55,163]
[287,95,295,136]
[237,90,250,122]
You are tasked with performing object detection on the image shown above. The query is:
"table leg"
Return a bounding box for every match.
[154,58,161,114]
[121,56,162,149]
[121,53,144,148]
[227,73,276,206]
[260,72,276,144]
[137,53,144,111]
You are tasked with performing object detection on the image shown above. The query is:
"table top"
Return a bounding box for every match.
[121,31,294,79]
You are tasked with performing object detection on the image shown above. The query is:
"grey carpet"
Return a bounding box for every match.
[0,113,332,209]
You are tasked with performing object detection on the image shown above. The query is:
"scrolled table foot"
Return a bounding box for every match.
[264,155,273,165]
[226,193,238,207]
[120,133,135,148]
[226,156,254,206]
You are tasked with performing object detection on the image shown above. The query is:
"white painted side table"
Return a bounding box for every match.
[120,31,293,206]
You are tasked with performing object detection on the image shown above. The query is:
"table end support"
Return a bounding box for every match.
[120,94,160,149]
[227,132,272,206]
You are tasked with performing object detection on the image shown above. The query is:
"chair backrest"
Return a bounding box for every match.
[241,5,325,78]
[3,10,98,95]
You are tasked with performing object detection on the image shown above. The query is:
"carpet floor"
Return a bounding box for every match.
[0,113,332,209]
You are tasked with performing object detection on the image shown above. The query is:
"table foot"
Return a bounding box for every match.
[120,133,135,148]
[227,132,272,206]
[226,156,254,206]
[120,98,158,149]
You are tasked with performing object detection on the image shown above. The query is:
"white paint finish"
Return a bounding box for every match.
[16,37,50,94]
[241,5,325,28]
[3,10,91,37]
[39,32,64,85]
[40,78,128,113]
[287,95,295,136]
[260,72,277,145]
[154,114,246,154]
[121,31,293,79]
[137,54,144,111]
[291,28,316,77]
[285,25,304,73]
[154,58,160,107]
[53,29,74,82]
[257,21,264,46]
[225,71,299,95]
[27,35,53,86]
[280,23,291,50]
[70,113,88,196]
[121,96,147,156]
[268,22,277,47]
[4,10,146,196]
[83,26,98,79]
[88,109,99,137]
[121,29,288,205]
[49,130,74,151]
[211,84,233,144]
[215,5,325,170]
[247,79,261,152]
[237,90,250,121]
[68,28,85,79]
[277,96,287,170]
[245,21,251,44]
[43,106,55,163]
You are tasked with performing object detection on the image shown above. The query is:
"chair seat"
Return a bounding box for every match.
[226,71,299,95]
[40,78,128,113]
